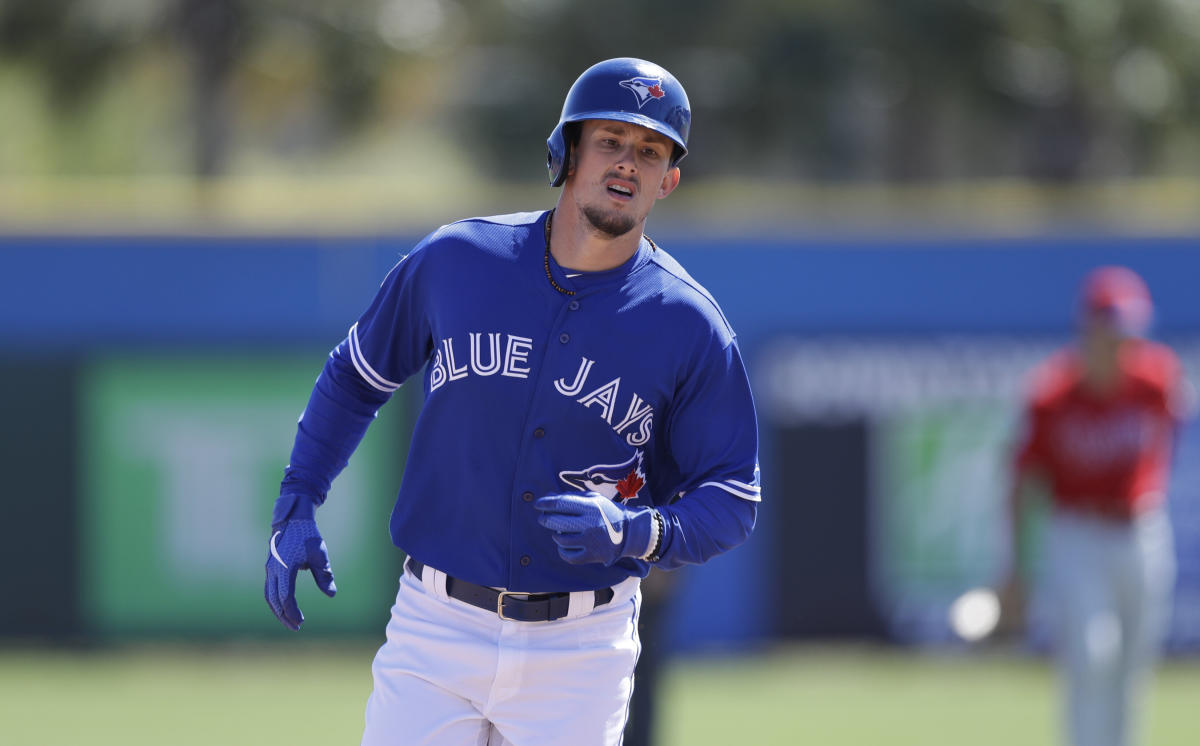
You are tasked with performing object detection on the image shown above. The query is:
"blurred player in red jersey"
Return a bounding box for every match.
[1000,266,1193,746]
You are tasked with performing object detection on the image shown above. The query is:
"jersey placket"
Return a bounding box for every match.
[503,292,583,590]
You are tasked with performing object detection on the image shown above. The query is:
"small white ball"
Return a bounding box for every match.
[948,588,1001,642]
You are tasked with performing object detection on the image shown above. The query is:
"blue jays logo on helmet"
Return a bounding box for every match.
[619,76,667,109]
[559,450,646,504]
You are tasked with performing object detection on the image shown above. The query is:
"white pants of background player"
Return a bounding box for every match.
[361,563,643,746]
[1047,507,1175,746]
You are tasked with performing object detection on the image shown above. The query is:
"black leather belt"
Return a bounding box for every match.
[406,558,615,622]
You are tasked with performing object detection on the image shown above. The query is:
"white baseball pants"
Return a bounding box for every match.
[361,564,643,746]
[1047,507,1175,746]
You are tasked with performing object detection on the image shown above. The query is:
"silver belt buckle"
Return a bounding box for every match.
[497,590,519,621]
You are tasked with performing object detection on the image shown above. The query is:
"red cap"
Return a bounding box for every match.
[1080,265,1153,336]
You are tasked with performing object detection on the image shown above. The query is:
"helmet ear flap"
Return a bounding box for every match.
[546,122,566,187]
[546,121,580,187]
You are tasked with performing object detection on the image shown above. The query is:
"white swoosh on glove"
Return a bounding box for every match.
[597,506,623,545]
[270,530,289,568]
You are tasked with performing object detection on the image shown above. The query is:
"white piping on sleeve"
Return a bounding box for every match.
[348,323,402,392]
[699,479,762,502]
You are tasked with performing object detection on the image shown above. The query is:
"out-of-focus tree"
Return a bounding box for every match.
[1,0,1198,183]
[0,0,132,111]
[175,0,247,178]
[979,0,1200,181]
[0,0,398,177]
[447,0,1200,183]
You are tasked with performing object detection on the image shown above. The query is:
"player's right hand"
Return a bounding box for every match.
[534,493,656,566]
[264,514,337,631]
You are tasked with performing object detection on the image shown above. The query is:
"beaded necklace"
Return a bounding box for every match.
[543,208,657,297]
[543,209,575,297]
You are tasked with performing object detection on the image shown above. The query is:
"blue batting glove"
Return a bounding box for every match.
[534,493,656,566]
[265,496,336,631]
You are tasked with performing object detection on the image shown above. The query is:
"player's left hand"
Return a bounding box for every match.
[265,497,337,631]
[534,493,655,566]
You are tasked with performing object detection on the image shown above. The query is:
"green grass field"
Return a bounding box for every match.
[1,643,1196,745]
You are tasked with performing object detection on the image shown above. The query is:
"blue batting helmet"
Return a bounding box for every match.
[547,57,691,187]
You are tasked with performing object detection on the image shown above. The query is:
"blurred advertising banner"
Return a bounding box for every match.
[757,335,1200,651]
[79,355,407,637]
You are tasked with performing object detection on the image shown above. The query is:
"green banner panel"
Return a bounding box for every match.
[873,403,1015,596]
[80,354,407,636]
[870,401,1050,640]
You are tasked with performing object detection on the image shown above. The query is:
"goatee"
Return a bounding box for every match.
[582,205,636,238]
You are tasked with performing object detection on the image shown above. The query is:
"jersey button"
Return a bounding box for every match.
[568,300,580,311]
[533,427,545,438]
[522,491,534,502]
[520,555,532,567]
[559,333,570,344]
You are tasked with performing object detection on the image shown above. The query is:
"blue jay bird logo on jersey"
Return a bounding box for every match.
[619,77,666,109]
[559,451,646,504]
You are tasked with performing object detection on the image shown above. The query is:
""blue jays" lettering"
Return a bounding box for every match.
[555,356,654,447]
[429,333,535,391]
[428,335,654,447]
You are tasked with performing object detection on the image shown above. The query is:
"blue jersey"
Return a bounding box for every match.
[282,210,760,592]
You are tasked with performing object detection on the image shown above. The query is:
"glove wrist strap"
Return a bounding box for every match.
[272,493,316,529]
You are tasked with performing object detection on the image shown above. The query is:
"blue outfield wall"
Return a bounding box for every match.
[2,231,1198,649]
[4,233,1200,350]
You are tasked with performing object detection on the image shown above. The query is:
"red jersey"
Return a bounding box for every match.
[1014,339,1190,519]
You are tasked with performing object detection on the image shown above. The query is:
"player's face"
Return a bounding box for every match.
[1082,312,1131,348]
[566,119,681,238]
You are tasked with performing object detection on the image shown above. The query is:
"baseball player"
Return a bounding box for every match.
[1000,266,1190,746]
[263,57,760,746]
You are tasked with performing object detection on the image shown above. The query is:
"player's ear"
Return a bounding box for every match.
[567,148,577,175]
[656,167,680,199]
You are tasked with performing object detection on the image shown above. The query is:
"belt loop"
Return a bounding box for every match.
[564,589,596,619]
[421,563,449,602]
